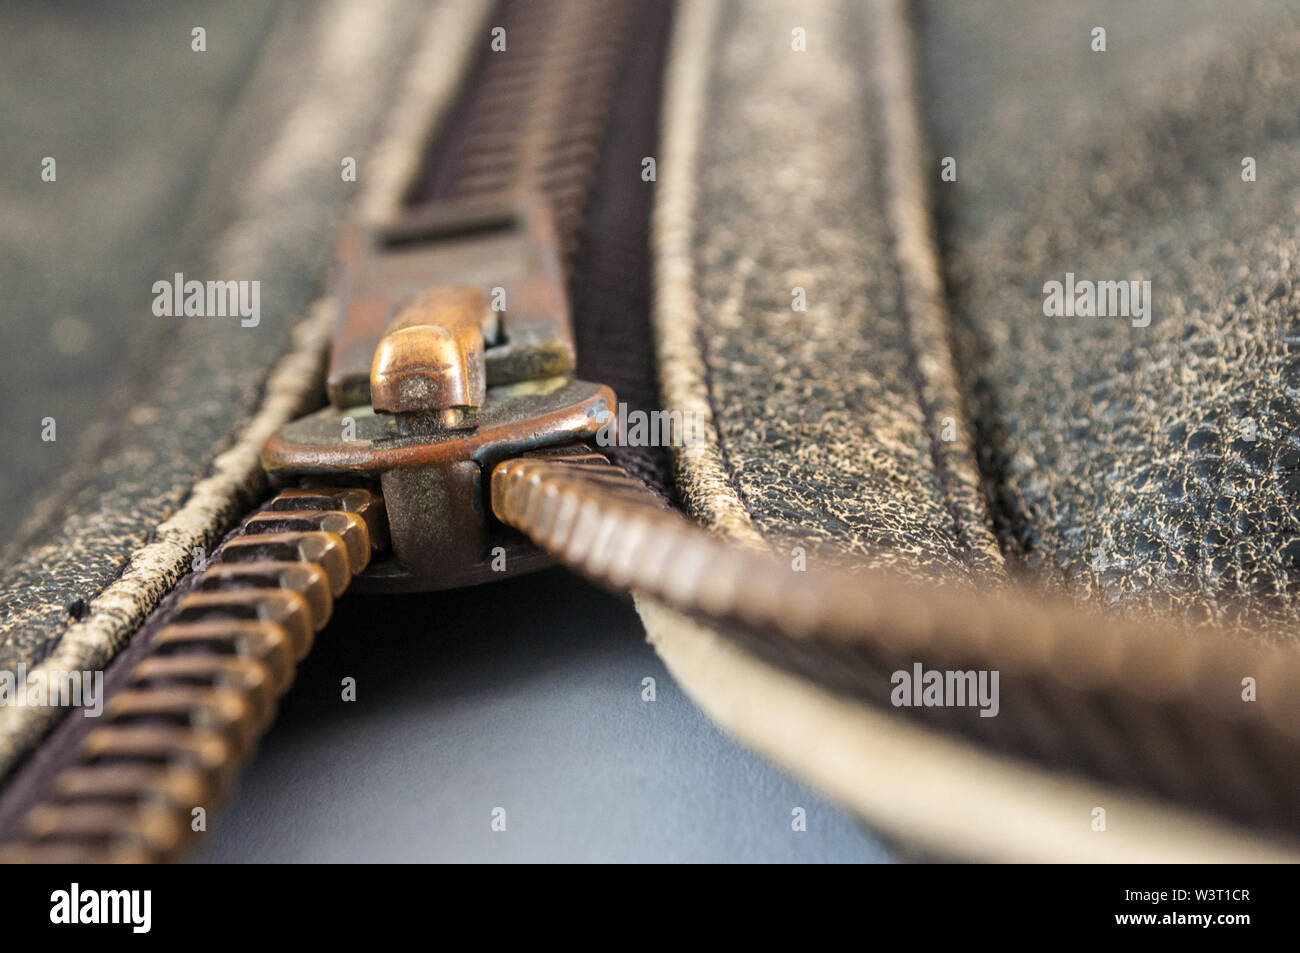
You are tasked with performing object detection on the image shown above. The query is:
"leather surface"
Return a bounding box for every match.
[639,0,1300,857]
[4,0,1297,860]
[0,0,281,540]
[659,0,1003,582]
[660,0,1300,637]
[0,0,463,776]
[0,0,285,678]
[921,0,1300,637]
[642,0,1300,854]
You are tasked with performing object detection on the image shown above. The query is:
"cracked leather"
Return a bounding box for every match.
[922,0,1300,638]
[670,0,1299,636]
[676,0,1004,584]
[647,0,1300,837]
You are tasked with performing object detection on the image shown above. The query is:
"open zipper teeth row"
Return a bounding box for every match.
[0,488,386,863]
[7,0,1299,860]
[492,448,1300,836]
[9,439,1300,859]
[1,0,659,862]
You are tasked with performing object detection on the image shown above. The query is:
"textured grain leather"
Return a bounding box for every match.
[3,0,1297,862]
[644,0,1300,854]
[657,0,1003,584]
[658,0,1300,629]
[0,0,488,778]
[924,0,1300,637]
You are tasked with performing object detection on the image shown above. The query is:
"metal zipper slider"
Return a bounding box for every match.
[263,198,616,592]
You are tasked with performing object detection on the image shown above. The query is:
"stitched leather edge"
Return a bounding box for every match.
[638,595,1300,862]
[0,305,331,777]
[640,0,1296,859]
[650,0,769,552]
[867,0,1004,572]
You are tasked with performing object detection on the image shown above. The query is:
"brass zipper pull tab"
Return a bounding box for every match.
[368,285,494,430]
[328,199,576,409]
[263,198,616,592]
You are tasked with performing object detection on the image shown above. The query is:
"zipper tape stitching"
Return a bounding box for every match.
[650,0,768,552]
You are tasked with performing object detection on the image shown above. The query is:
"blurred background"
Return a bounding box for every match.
[1,1,281,545]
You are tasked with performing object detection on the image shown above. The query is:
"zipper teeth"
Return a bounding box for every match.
[0,0,665,861]
[492,448,1300,833]
[0,487,386,863]
[408,0,641,261]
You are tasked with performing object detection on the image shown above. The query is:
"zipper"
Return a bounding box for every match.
[5,0,1300,861]
[1,487,385,862]
[0,0,667,862]
[405,0,645,261]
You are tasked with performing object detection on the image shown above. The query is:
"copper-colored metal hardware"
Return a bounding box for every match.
[264,377,614,591]
[14,0,1300,863]
[0,486,385,864]
[368,285,494,428]
[243,511,371,576]
[22,802,188,857]
[105,689,261,760]
[267,487,390,551]
[152,621,297,696]
[327,201,576,410]
[173,590,316,660]
[130,656,278,728]
[79,725,235,777]
[293,190,605,593]
[219,532,353,597]
[491,448,1300,832]
[0,842,156,864]
[198,562,334,633]
[54,763,209,807]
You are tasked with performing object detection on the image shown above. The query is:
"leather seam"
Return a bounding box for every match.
[692,320,762,531]
[863,0,971,568]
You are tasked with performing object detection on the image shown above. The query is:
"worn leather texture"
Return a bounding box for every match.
[642,0,1300,857]
[657,0,1300,632]
[0,0,486,777]
[4,0,1297,862]
[0,0,281,533]
[922,0,1300,637]
[656,0,1003,585]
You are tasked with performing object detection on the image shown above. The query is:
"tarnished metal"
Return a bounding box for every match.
[0,486,382,864]
[13,0,1300,864]
[327,200,575,410]
[292,166,613,593]
[266,373,614,591]
[491,447,1300,833]
[265,487,390,552]
[368,285,494,427]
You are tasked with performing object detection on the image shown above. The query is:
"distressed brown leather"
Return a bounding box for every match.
[925,0,1300,638]
[658,0,1003,584]
[3,0,1297,862]
[646,0,1300,852]
[0,0,485,779]
[659,0,1299,647]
